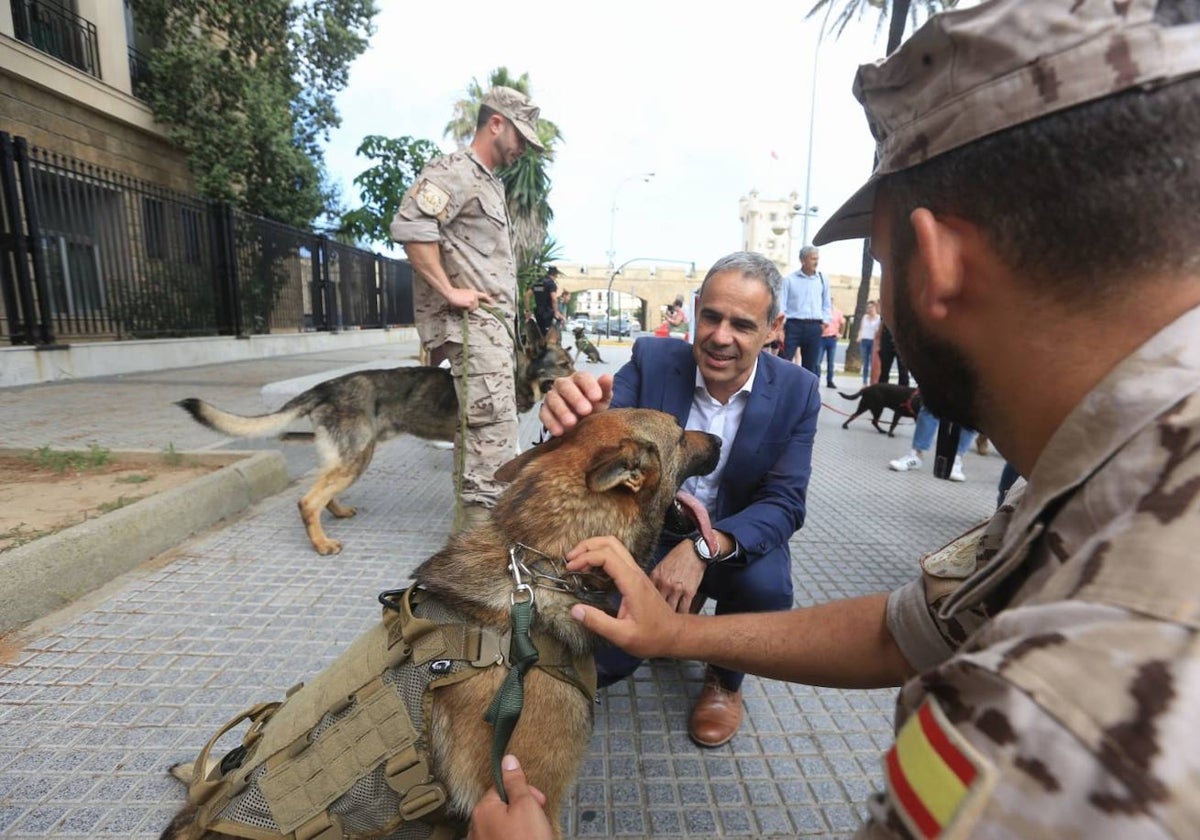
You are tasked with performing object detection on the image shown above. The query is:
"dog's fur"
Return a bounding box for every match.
[571,326,604,364]
[159,408,721,840]
[178,337,573,555]
[838,384,922,436]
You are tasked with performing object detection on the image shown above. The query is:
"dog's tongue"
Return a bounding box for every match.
[675,491,719,555]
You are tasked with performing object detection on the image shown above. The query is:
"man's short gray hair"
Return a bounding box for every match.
[799,245,819,260]
[699,251,783,322]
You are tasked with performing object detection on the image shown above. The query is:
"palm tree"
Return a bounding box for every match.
[443,68,562,271]
[808,0,961,373]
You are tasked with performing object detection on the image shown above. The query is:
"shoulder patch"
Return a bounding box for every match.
[920,524,986,580]
[885,698,997,840]
[414,180,450,217]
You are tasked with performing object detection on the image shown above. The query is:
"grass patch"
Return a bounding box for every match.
[115,474,152,485]
[29,443,112,473]
[162,443,183,467]
[0,523,60,548]
[96,495,143,514]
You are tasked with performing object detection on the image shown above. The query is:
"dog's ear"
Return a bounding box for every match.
[494,435,567,483]
[586,439,659,494]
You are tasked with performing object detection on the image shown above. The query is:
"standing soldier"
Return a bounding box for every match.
[391,86,544,530]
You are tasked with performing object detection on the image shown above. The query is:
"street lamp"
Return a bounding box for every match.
[607,172,655,267]
[606,257,696,342]
[801,3,834,247]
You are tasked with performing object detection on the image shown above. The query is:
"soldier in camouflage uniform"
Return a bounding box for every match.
[390,87,544,529]
[469,1,1200,838]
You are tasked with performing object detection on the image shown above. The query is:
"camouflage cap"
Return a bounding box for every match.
[481,86,545,152]
[814,0,1200,245]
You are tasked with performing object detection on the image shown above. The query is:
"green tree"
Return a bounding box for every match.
[130,0,377,228]
[807,0,961,373]
[443,68,563,272]
[338,135,441,246]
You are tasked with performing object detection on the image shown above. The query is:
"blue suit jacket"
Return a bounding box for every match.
[611,337,820,566]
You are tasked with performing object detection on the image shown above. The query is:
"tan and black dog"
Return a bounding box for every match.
[571,326,604,364]
[178,336,574,555]
[837,383,922,436]
[158,409,720,840]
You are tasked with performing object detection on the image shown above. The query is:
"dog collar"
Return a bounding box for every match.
[508,543,601,600]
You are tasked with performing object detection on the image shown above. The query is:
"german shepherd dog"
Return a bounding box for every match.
[571,326,604,364]
[838,383,922,436]
[159,408,721,840]
[177,336,574,555]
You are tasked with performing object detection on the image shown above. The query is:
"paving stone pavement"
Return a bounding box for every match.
[0,340,1004,838]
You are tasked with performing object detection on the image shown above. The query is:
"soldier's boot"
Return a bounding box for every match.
[453,503,492,534]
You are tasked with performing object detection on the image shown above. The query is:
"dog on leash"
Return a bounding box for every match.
[837,383,922,436]
[571,326,604,364]
[177,337,574,555]
[158,408,721,840]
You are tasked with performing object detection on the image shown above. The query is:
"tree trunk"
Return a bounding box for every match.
[845,0,912,373]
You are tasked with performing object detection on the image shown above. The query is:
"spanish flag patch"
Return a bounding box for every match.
[885,698,996,839]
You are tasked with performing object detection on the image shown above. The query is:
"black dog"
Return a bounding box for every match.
[838,384,922,436]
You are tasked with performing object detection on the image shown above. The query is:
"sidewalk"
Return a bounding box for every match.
[0,341,1004,838]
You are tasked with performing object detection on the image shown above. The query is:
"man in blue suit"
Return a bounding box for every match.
[540,251,820,746]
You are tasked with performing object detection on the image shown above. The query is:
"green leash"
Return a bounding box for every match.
[484,551,541,802]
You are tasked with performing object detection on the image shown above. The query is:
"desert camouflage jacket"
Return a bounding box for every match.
[871,304,1200,839]
[390,149,516,349]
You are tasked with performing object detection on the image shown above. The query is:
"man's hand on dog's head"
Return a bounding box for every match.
[566,536,683,659]
[539,372,614,436]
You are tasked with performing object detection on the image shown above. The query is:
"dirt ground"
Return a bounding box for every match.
[0,454,223,552]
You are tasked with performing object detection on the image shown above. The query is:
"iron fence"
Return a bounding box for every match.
[0,132,414,346]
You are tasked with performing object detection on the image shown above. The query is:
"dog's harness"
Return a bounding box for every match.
[900,388,920,417]
[177,558,596,840]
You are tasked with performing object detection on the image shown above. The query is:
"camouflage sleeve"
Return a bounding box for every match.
[389,157,461,244]
[885,507,1014,673]
[864,609,1190,840]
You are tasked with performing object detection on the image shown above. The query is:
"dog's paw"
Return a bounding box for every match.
[314,538,343,555]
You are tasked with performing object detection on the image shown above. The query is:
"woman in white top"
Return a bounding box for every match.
[857,301,881,384]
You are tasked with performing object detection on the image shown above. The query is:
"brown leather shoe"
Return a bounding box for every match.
[688,669,743,747]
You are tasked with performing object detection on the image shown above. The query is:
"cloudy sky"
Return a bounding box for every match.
[323,1,907,277]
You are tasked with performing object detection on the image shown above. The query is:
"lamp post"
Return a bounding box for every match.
[800,2,834,248]
[607,172,655,268]
[606,257,696,341]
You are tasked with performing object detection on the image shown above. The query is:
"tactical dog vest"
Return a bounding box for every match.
[179,585,596,840]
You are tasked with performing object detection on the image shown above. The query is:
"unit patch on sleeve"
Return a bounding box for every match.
[884,698,997,839]
[414,180,450,217]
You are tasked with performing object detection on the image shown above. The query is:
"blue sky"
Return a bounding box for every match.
[323,1,907,277]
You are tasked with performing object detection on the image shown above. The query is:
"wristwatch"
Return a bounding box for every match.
[693,534,740,566]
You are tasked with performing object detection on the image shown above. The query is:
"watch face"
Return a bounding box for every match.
[694,536,712,560]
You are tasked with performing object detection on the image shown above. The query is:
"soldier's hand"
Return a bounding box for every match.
[445,287,494,312]
[566,536,683,659]
[468,755,552,840]
[539,372,613,436]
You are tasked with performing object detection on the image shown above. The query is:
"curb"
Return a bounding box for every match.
[0,449,290,635]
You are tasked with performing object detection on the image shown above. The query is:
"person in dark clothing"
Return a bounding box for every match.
[876,324,910,386]
[528,266,565,336]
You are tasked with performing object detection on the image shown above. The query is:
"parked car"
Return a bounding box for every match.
[565,316,595,333]
[598,315,636,337]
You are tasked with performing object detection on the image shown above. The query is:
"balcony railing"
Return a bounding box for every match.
[128,46,152,101]
[11,0,101,79]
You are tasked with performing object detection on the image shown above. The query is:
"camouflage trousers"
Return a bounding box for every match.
[435,313,517,509]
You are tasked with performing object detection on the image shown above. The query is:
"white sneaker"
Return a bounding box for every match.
[949,456,966,482]
[889,453,923,472]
